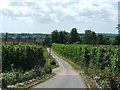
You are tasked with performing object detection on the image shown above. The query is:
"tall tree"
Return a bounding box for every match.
[117,35,120,45]
[58,31,68,44]
[113,35,120,45]
[97,34,110,45]
[44,35,51,47]
[91,31,97,45]
[83,30,92,44]
[51,30,59,43]
[69,28,81,44]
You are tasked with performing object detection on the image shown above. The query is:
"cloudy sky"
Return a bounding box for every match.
[0,0,119,34]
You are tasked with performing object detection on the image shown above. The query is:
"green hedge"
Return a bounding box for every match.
[52,44,120,89]
[2,43,45,71]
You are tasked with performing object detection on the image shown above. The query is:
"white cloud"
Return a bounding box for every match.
[73,0,117,22]
[0,0,118,23]
[0,0,10,9]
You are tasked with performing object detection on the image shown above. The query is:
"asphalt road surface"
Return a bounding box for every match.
[32,48,86,88]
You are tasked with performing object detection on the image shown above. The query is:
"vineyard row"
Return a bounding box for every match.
[52,44,120,89]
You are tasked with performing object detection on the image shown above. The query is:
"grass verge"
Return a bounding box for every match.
[43,48,59,69]
[52,48,99,89]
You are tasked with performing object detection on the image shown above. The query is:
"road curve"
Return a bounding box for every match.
[32,48,86,88]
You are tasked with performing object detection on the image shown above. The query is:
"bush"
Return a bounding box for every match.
[50,61,56,65]
[2,67,52,88]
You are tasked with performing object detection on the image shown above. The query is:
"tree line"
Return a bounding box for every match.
[44,24,120,46]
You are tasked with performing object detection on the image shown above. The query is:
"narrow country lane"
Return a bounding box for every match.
[31,48,86,88]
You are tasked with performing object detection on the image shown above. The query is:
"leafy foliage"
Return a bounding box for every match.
[2,43,53,88]
[51,29,81,44]
[2,43,45,71]
[52,44,120,89]
[43,35,51,47]
[69,28,81,44]
[2,67,52,88]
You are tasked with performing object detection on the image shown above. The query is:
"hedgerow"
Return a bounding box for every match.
[2,43,45,71]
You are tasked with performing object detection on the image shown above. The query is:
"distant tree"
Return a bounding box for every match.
[16,34,21,42]
[69,28,81,44]
[64,32,70,44]
[83,30,98,45]
[33,36,37,43]
[97,34,110,45]
[44,35,51,47]
[83,30,92,44]
[58,31,68,44]
[104,36,110,45]
[58,31,64,44]
[51,30,59,43]
[97,34,104,45]
[91,31,97,45]
[63,31,70,44]
[117,35,120,45]
[113,35,120,45]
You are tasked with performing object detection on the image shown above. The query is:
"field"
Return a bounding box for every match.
[52,44,120,89]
